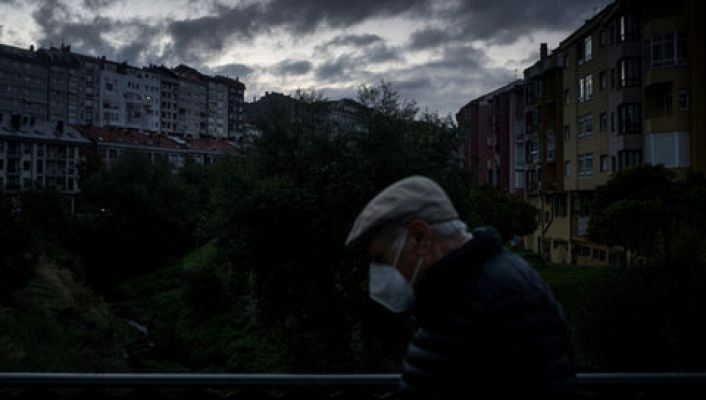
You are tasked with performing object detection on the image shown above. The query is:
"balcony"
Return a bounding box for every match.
[0,373,705,399]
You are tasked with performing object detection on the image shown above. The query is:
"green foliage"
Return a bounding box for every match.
[461,185,538,242]
[588,165,706,266]
[77,150,200,295]
[537,262,706,371]
[0,258,133,372]
[0,194,32,300]
[118,243,292,372]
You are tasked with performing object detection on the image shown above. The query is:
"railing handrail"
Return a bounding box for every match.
[1,373,706,388]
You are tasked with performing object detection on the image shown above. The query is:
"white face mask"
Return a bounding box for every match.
[369,231,424,313]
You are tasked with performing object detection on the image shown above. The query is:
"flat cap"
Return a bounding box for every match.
[345,176,459,248]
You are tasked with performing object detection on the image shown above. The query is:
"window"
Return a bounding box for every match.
[564,160,571,176]
[37,160,43,173]
[0,159,3,170]
[600,155,609,172]
[610,112,615,133]
[616,150,642,171]
[564,89,570,105]
[515,143,525,168]
[578,75,593,102]
[619,58,640,87]
[644,32,687,68]
[546,133,556,162]
[580,35,592,63]
[644,132,689,168]
[23,160,30,171]
[618,103,641,134]
[578,153,594,176]
[619,14,639,42]
[564,125,571,141]
[678,90,689,110]
[599,70,608,89]
[600,112,607,131]
[646,84,674,117]
[553,195,567,217]
[578,114,593,138]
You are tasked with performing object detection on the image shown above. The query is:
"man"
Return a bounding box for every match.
[346,176,575,399]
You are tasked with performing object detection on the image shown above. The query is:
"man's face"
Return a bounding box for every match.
[368,229,418,282]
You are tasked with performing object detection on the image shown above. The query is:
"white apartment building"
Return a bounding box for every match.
[98,61,161,132]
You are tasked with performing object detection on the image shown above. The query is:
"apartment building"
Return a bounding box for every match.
[97,61,161,132]
[37,46,82,125]
[457,80,524,191]
[206,78,228,138]
[75,125,237,171]
[459,0,704,265]
[641,0,705,174]
[523,44,568,262]
[145,65,180,136]
[173,64,208,138]
[0,111,91,210]
[212,75,246,139]
[0,44,48,122]
[73,53,101,126]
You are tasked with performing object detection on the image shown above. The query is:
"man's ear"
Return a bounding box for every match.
[407,219,431,255]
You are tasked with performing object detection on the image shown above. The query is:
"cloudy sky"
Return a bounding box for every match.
[0,0,608,117]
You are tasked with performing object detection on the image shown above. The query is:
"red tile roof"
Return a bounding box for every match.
[73,125,237,153]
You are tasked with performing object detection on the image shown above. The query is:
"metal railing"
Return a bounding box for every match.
[1,372,706,399]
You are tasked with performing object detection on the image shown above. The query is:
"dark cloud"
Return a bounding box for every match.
[408,28,453,50]
[324,33,383,48]
[23,0,608,117]
[440,0,605,46]
[210,63,255,79]
[314,42,400,82]
[82,0,116,10]
[272,59,313,76]
[32,0,163,65]
[363,43,401,63]
[315,54,356,82]
[167,0,430,64]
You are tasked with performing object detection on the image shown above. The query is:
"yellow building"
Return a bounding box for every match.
[524,0,704,265]
[641,0,705,176]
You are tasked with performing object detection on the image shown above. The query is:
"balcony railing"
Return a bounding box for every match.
[1,373,705,399]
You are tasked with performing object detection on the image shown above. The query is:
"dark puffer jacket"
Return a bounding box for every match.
[398,226,575,399]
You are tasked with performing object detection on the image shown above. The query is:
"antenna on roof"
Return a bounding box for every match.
[514,68,518,79]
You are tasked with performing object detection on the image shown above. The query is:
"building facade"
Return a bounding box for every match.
[457,80,524,191]
[173,64,208,138]
[0,44,48,123]
[458,0,705,266]
[0,111,91,210]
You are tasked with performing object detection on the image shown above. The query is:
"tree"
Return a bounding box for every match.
[588,165,681,266]
[358,80,419,120]
[77,150,198,295]
[588,164,706,269]
[0,194,32,301]
[460,185,538,243]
